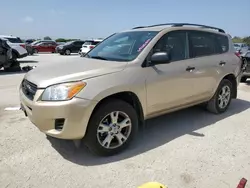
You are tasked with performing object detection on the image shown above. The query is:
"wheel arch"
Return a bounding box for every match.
[88,91,145,128]
[11,49,20,58]
[221,73,237,99]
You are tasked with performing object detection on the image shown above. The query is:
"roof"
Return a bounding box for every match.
[124,23,226,34]
[0,35,18,38]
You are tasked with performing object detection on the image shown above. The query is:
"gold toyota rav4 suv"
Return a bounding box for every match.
[20,23,243,156]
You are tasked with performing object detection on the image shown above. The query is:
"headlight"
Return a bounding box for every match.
[41,82,86,101]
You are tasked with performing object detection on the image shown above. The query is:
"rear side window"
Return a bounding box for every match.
[189,31,229,58]
[215,34,229,53]
[189,31,217,58]
[74,41,84,46]
[5,37,23,43]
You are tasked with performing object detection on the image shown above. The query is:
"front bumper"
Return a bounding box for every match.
[56,48,64,53]
[19,88,97,139]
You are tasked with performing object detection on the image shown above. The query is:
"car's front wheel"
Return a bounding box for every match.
[84,99,138,156]
[206,79,233,114]
[65,49,71,55]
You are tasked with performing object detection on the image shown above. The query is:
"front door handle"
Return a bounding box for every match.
[219,61,226,66]
[186,66,195,72]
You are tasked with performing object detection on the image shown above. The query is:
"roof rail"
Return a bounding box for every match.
[132,23,225,33]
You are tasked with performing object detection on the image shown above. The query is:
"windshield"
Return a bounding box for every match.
[5,37,23,43]
[86,31,158,61]
[31,41,41,45]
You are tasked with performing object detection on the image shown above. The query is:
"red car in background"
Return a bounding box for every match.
[32,41,58,53]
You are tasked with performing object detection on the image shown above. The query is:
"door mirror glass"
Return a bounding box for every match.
[150,52,170,65]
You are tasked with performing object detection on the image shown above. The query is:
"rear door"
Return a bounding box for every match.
[185,30,229,101]
[38,42,47,52]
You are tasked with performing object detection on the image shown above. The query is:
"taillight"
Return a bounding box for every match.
[89,45,95,49]
[235,52,241,58]
[20,44,26,49]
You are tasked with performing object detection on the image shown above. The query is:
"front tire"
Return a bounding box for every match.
[65,49,71,55]
[206,79,233,114]
[84,99,138,156]
[34,49,38,54]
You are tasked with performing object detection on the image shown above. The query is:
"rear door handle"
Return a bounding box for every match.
[186,66,195,72]
[219,61,226,66]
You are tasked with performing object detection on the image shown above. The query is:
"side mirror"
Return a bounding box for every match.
[150,52,170,65]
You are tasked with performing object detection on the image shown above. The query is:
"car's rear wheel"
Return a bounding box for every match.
[59,52,64,55]
[240,76,247,83]
[34,49,38,54]
[84,99,138,156]
[206,79,232,114]
[65,49,71,55]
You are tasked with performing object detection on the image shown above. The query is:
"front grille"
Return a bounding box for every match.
[21,79,37,100]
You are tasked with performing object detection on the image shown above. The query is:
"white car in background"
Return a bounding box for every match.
[0,35,28,58]
[234,43,249,54]
[79,39,103,57]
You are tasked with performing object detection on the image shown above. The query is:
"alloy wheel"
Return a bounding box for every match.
[97,111,132,149]
[218,85,231,109]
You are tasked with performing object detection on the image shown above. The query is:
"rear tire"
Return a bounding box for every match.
[240,76,247,83]
[34,49,38,54]
[84,99,138,156]
[206,79,233,114]
[59,52,64,55]
[4,60,21,72]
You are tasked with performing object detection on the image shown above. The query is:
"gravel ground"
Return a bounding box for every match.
[0,54,250,188]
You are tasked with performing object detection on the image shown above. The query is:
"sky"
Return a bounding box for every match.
[1,0,250,40]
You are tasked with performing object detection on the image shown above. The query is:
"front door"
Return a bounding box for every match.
[146,31,197,115]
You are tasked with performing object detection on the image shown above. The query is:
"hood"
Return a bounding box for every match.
[25,57,127,88]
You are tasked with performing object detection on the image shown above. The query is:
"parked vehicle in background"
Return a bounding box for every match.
[79,39,103,57]
[240,51,250,82]
[0,38,20,71]
[0,35,28,59]
[56,40,85,55]
[32,41,58,53]
[25,39,35,44]
[234,43,249,54]
[31,40,56,46]
[25,44,34,55]
[20,23,242,156]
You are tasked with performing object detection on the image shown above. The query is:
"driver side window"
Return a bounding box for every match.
[152,31,187,62]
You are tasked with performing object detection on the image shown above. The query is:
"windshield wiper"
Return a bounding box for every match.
[89,56,107,60]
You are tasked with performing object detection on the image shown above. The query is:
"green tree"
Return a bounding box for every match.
[232,36,243,43]
[242,36,250,45]
[55,38,66,42]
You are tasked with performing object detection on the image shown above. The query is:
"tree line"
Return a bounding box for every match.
[232,36,250,45]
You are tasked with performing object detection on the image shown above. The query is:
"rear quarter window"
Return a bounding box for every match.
[215,34,229,53]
